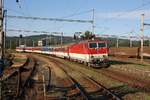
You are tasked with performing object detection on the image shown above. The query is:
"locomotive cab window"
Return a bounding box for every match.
[89,43,97,48]
[98,43,106,48]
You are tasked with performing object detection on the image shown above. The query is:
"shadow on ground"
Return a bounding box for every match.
[109,60,133,65]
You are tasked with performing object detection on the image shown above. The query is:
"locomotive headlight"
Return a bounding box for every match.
[103,55,108,59]
[91,56,94,59]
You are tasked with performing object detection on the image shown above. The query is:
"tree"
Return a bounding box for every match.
[83,31,95,40]
[84,31,91,39]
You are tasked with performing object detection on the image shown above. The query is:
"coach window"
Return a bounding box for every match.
[89,43,97,48]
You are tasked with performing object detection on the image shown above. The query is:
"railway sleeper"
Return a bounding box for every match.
[47,83,85,98]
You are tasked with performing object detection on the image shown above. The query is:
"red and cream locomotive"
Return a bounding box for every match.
[16,39,109,68]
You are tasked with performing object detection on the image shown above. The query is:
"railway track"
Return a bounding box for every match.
[44,54,150,97]
[2,55,36,99]
[53,60,121,100]
[33,54,122,100]
[63,69,121,100]
[59,56,150,91]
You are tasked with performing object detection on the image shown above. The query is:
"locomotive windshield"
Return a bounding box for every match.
[98,43,106,48]
[89,43,97,48]
[89,42,106,48]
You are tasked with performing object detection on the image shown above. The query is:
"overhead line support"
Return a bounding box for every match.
[140,14,144,62]
[92,8,95,35]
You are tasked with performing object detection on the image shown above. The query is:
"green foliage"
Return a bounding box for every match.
[80,30,95,40]
[5,34,75,49]
[84,31,92,39]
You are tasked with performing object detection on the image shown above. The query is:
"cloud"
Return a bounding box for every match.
[96,10,150,20]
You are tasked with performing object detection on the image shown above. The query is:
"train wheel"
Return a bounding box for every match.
[87,63,91,67]
[84,62,88,66]
[84,62,86,65]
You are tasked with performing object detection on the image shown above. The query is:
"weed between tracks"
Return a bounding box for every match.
[13,58,26,62]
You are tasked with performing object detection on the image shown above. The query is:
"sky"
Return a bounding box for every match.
[5,0,150,38]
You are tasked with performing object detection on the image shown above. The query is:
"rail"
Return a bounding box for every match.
[55,63,121,100]
[1,55,36,99]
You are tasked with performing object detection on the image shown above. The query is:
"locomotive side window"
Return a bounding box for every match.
[98,43,106,48]
[89,43,97,48]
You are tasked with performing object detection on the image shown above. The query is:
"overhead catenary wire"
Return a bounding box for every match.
[95,1,150,33]
[6,9,94,37]
[100,1,150,24]
[7,1,150,38]
[7,29,51,34]
[7,15,93,23]
[97,3,150,42]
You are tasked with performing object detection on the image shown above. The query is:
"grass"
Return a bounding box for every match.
[109,57,150,68]
[13,57,26,63]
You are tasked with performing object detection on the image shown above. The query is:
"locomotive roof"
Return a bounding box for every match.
[52,39,107,48]
[79,39,107,43]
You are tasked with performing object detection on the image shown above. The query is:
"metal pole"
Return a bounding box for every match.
[46,36,47,46]
[140,14,144,62]
[24,38,26,46]
[92,8,95,35]
[16,68,21,97]
[116,37,119,48]
[54,38,56,45]
[42,75,46,100]
[48,35,49,46]
[149,39,150,47]
[49,34,51,46]
[0,1,3,99]
[9,39,11,49]
[129,32,132,47]
[1,31,4,59]
[61,32,63,48]
[19,38,21,47]
[16,39,19,47]
[0,0,4,59]
[4,10,6,55]
[0,0,4,93]
[32,40,34,47]
[130,38,132,47]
